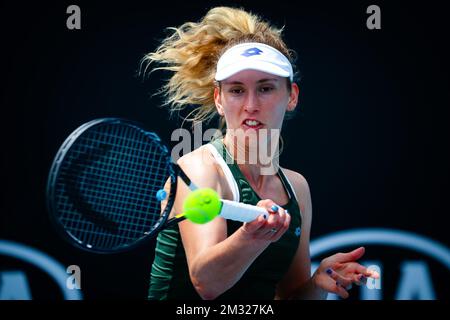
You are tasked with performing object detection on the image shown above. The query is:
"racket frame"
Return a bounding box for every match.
[46,118,182,253]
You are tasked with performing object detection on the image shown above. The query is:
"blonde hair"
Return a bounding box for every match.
[141,6,296,129]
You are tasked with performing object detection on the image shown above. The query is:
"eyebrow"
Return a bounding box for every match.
[221,78,279,85]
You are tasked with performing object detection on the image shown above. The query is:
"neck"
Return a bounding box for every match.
[222,131,281,180]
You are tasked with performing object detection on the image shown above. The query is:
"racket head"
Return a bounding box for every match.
[46,118,178,253]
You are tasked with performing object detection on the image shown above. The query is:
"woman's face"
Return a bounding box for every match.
[214,70,299,134]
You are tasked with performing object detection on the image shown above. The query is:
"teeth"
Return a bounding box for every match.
[244,120,261,126]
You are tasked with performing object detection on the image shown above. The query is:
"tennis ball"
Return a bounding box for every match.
[183,188,221,224]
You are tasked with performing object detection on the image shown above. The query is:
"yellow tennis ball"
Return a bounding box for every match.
[183,188,221,224]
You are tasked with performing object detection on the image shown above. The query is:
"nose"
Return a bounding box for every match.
[243,90,260,113]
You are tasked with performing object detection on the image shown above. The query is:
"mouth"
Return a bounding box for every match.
[242,119,264,130]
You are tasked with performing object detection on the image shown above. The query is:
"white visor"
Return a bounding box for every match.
[215,42,293,82]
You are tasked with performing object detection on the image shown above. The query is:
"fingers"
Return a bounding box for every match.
[366,269,380,279]
[352,263,380,279]
[327,267,378,290]
[256,199,282,215]
[267,208,291,242]
[354,273,368,286]
[332,261,380,280]
[249,199,291,241]
[325,268,353,290]
[333,247,365,263]
[241,213,267,234]
[264,202,290,241]
[320,272,350,299]
[328,261,379,286]
[318,248,379,298]
[343,261,380,279]
[333,280,350,299]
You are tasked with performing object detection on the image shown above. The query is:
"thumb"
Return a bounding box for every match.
[335,247,365,263]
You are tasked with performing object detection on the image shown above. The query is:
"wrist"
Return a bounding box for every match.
[311,272,328,300]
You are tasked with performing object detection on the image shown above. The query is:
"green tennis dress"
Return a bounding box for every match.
[148,139,302,300]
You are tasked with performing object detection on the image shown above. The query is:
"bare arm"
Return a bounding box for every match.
[275,170,379,300]
[175,147,290,300]
[274,170,327,299]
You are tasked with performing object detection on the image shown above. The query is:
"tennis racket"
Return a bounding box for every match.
[46,118,267,253]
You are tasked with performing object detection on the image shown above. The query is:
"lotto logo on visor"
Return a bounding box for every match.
[215,42,293,82]
[241,47,263,57]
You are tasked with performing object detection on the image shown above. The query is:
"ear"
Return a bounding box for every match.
[214,86,225,116]
[287,83,300,112]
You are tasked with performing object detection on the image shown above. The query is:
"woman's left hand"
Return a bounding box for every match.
[312,247,380,299]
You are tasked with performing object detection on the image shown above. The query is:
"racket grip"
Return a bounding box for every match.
[219,199,268,222]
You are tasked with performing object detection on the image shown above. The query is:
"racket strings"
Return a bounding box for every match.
[55,123,172,250]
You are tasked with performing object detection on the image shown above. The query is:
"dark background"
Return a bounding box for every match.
[1,0,449,299]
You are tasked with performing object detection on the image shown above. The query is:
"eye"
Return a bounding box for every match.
[259,86,275,93]
[229,87,244,95]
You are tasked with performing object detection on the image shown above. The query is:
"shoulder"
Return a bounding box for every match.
[177,144,220,184]
[280,168,312,223]
[177,144,215,169]
[281,168,309,190]
[280,168,311,201]
[177,144,233,200]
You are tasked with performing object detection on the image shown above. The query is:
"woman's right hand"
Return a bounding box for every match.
[240,199,291,242]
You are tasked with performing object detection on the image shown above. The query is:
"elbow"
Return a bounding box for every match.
[196,287,220,300]
[190,273,222,300]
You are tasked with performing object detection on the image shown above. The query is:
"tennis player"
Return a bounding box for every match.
[144,6,377,300]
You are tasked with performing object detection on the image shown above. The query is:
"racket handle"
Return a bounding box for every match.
[219,199,268,222]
